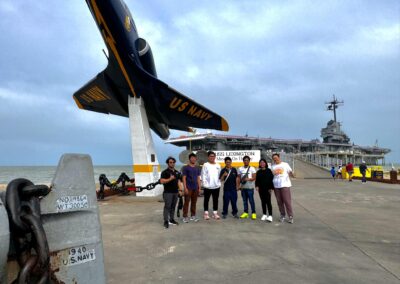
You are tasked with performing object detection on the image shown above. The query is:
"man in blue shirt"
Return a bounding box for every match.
[182,153,201,223]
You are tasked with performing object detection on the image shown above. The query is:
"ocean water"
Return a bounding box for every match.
[0,165,136,184]
[383,164,400,171]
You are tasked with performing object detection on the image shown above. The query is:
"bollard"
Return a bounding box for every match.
[14,154,107,283]
[38,154,106,283]
[3,154,106,283]
[0,197,10,284]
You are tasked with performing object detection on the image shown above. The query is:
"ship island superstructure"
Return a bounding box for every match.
[166,96,390,167]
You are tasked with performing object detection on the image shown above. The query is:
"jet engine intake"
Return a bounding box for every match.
[136,38,157,77]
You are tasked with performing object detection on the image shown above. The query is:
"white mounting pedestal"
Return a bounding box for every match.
[128,96,163,197]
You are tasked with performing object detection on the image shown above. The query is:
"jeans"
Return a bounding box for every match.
[241,189,256,213]
[361,172,367,183]
[163,192,178,222]
[222,190,238,216]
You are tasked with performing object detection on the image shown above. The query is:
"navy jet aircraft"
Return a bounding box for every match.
[73,0,229,139]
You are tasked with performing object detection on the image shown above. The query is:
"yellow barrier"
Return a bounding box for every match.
[218,162,259,168]
[133,164,161,173]
[341,166,383,179]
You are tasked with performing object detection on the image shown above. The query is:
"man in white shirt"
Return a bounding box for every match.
[201,151,221,220]
[271,153,294,224]
[238,155,257,220]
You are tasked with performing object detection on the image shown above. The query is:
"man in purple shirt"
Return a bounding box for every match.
[182,153,201,223]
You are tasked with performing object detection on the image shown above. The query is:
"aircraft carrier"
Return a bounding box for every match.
[166,96,390,167]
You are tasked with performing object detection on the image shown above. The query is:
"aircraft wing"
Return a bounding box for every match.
[73,69,128,117]
[152,80,229,132]
[73,56,229,134]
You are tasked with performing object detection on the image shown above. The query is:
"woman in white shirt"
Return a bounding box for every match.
[271,153,294,224]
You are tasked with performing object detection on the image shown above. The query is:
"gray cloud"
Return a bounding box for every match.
[0,0,398,166]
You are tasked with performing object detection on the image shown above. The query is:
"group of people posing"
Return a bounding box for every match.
[160,151,294,229]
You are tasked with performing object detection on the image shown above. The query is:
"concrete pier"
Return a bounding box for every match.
[99,179,400,284]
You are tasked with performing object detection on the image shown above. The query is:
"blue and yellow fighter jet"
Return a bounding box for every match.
[73,0,229,139]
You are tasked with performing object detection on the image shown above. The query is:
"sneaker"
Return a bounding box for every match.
[233,214,239,219]
[169,219,179,226]
[164,221,169,229]
[287,216,294,224]
[204,212,210,220]
[266,215,273,222]
[240,212,249,219]
[212,211,220,220]
[251,213,257,220]
[222,214,227,219]
[190,216,199,222]
[183,217,189,223]
[261,215,268,221]
[280,215,286,223]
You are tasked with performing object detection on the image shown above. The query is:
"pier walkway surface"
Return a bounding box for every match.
[292,159,330,179]
[99,179,400,284]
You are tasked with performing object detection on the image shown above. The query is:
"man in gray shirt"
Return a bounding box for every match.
[238,156,257,220]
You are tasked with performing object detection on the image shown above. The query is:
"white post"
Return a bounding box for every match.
[128,96,163,196]
[292,154,295,174]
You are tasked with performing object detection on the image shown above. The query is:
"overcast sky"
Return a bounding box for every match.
[0,0,399,166]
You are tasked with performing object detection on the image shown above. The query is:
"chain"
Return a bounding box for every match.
[134,180,160,192]
[5,178,51,284]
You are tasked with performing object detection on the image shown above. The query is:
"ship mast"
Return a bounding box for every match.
[325,95,344,122]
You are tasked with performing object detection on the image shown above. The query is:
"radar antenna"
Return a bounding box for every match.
[325,94,344,122]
